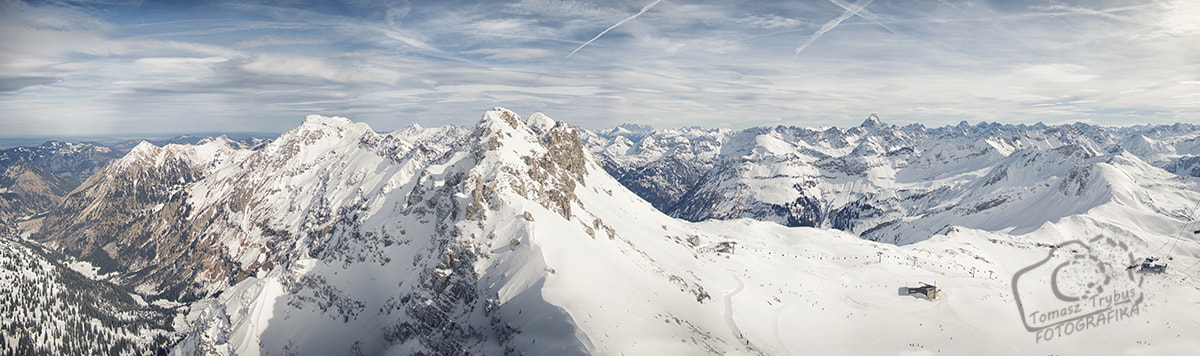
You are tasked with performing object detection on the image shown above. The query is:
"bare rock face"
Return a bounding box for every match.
[33,140,234,301]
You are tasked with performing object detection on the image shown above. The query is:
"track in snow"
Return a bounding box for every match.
[724,271,748,348]
[773,304,795,356]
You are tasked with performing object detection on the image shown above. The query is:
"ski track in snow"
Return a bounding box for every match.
[724,270,747,349]
[774,303,795,356]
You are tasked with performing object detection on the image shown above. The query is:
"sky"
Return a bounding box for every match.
[0,0,1198,138]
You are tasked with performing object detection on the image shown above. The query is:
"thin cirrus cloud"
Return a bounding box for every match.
[0,0,1197,138]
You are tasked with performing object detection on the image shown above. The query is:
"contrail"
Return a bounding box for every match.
[828,0,895,33]
[565,0,663,60]
[1035,4,1139,22]
[793,0,874,60]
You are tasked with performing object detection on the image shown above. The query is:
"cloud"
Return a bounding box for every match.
[736,14,801,29]
[507,0,618,19]
[384,1,411,26]
[10,1,113,32]
[1149,0,1200,37]
[462,48,556,61]
[238,55,408,85]
[473,18,536,33]
[0,75,58,93]
[0,0,1198,137]
[1013,63,1097,83]
[235,36,331,49]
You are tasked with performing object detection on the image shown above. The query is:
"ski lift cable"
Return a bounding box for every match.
[1177,239,1200,274]
[1155,199,1200,255]
[1169,200,1200,257]
[1163,235,1200,277]
[1181,258,1200,276]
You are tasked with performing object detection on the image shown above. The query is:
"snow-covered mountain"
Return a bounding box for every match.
[13,109,1200,354]
[586,117,1200,244]
[0,140,124,185]
[0,137,270,188]
[0,161,74,233]
[33,136,259,301]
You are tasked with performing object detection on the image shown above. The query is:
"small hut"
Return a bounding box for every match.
[1138,257,1167,274]
[905,283,939,300]
[716,241,737,254]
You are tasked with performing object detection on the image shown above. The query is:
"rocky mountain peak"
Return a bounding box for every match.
[527,112,556,135]
[480,107,524,129]
[128,140,159,156]
[283,114,372,143]
[604,123,654,140]
[301,114,354,127]
[861,113,886,128]
[472,108,564,162]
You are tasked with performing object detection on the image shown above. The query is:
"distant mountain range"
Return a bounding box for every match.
[586,117,1200,243]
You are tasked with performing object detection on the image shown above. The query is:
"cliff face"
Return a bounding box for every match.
[33,138,250,301]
